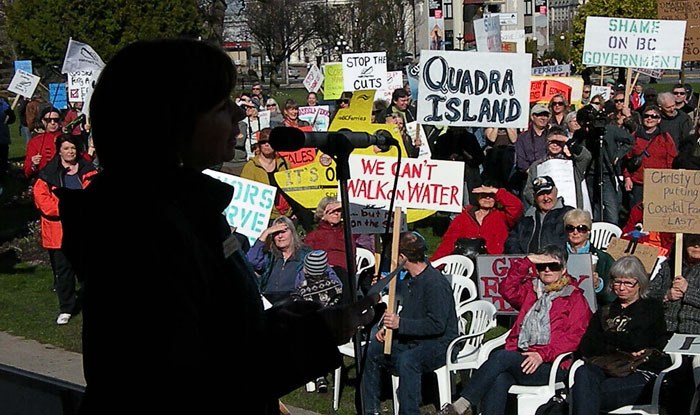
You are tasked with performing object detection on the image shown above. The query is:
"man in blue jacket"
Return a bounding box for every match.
[362,231,459,415]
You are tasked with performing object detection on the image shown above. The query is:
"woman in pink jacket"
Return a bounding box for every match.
[438,244,592,415]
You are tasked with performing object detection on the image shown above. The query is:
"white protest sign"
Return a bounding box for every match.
[202,169,276,246]
[348,204,408,234]
[347,154,464,213]
[474,17,502,52]
[376,71,405,104]
[61,38,105,73]
[532,64,572,76]
[485,12,517,26]
[633,67,665,79]
[8,69,40,98]
[418,50,531,128]
[298,105,330,131]
[303,64,324,93]
[591,85,612,101]
[476,254,596,314]
[67,70,95,102]
[536,158,591,212]
[665,333,700,355]
[342,52,387,91]
[405,121,432,159]
[582,17,686,69]
[501,29,526,53]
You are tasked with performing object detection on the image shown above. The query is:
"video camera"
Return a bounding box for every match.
[576,105,608,135]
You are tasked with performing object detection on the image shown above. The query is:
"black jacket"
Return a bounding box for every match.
[505,197,573,254]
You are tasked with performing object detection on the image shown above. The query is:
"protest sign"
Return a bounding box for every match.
[67,70,96,102]
[298,105,330,132]
[277,148,317,169]
[405,62,420,102]
[8,69,40,99]
[346,154,464,212]
[342,52,388,92]
[417,51,531,129]
[405,121,432,159]
[485,12,517,26]
[530,76,584,108]
[536,158,592,212]
[13,60,32,75]
[606,237,661,273]
[303,64,324,93]
[474,16,502,52]
[476,254,596,314]
[591,85,612,101]
[349,204,408,234]
[665,333,700,355]
[643,169,700,234]
[376,71,405,104]
[501,30,526,54]
[274,152,339,208]
[532,64,572,76]
[323,63,344,100]
[48,84,68,109]
[61,38,105,73]
[658,0,700,61]
[633,67,665,79]
[582,17,685,69]
[203,170,275,246]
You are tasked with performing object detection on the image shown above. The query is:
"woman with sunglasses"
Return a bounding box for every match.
[564,209,615,305]
[432,182,523,259]
[608,90,638,134]
[439,244,591,415]
[548,93,570,128]
[24,107,63,179]
[622,105,677,208]
[571,256,669,415]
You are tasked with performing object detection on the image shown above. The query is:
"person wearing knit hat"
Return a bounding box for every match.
[304,250,329,278]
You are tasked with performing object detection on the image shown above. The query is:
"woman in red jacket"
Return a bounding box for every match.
[432,183,523,259]
[622,105,677,208]
[33,135,97,325]
[438,245,592,415]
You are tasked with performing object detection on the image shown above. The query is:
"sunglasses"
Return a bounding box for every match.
[325,207,342,215]
[673,91,686,95]
[266,104,277,108]
[612,279,638,288]
[44,117,61,123]
[565,224,589,233]
[643,113,661,119]
[548,140,566,146]
[476,193,495,198]
[257,140,270,145]
[591,101,601,105]
[583,90,591,93]
[536,262,563,272]
[533,112,550,117]
[613,99,625,103]
[551,101,565,106]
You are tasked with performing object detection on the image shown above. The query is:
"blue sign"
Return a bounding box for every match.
[48,84,68,109]
[14,60,33,74]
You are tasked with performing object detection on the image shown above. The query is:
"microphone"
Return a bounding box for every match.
[269,127,398,153]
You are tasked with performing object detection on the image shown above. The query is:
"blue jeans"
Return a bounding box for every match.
[362,334,446,415]
[459,349,565,415]
[589,174,621,225]
[571,363,651,414]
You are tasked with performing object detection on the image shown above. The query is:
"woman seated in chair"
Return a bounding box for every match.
[571,256,670,415]
[432,182,523,260]
[564,209,616,306]
[438,245,591,415]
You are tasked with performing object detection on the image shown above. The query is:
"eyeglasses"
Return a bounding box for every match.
[44,117,60,123]
[673,91,686,95]
[565,224,590,233]
[591,101,601,105]
[643,113,661,119]
[551,101,565,106]
[583,90,591,93]
[476,193,495,198]
[612,279,639,288]
[266,104,276,108]
[548,140,566,146]
[613,99,625,103]
[325,207,342,215]
[533,112,550,117]
[536,262,563,272]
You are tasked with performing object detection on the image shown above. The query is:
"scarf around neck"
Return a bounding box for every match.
[517,276,574,350]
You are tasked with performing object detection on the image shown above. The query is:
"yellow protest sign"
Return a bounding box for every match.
[323,63,344,100]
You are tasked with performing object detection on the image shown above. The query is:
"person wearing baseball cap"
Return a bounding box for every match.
[522,126,592,210]
[505,174,574,254]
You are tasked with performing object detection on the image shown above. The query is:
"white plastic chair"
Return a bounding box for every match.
[432,255,475,278]
[355,247,376,277]
[449,275,478,307]
[332,340,364,411]
[568,353,682,415]
[590,222,623,251]
[390,301,498,413]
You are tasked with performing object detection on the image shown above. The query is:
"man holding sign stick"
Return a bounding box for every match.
[363,231,458,415]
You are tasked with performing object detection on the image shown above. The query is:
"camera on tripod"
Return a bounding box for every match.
[576,104,608,134]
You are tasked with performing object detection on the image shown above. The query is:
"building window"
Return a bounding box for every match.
[445,29,454,50]
[524,0,533,16]
[444,0,453,19]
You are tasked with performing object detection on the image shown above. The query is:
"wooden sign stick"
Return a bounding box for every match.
[383,207,403,355]
[600,66,605,86]
[623,68,633,108]
[675,233,683,277]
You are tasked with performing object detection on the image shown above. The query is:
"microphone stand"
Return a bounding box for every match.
[318,132,366,414]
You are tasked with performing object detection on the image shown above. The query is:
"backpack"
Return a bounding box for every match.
[535,392,568,415]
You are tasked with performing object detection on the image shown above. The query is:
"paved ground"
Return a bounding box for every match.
[0,331,321,415]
